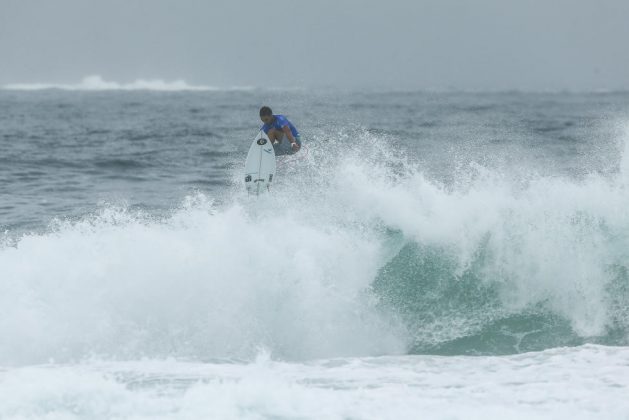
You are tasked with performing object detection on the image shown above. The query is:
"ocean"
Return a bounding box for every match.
[1,84,629,419]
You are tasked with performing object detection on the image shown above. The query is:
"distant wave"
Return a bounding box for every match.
[2,75,254,92]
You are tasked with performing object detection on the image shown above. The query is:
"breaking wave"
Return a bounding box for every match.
[2,124,629,365]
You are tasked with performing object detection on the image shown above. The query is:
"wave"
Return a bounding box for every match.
[2,75,254,92]
[2,124,629,364]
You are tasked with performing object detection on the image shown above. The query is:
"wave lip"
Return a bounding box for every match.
[2,75,254,92]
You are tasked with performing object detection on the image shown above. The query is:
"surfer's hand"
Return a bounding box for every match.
[291,142,300,152]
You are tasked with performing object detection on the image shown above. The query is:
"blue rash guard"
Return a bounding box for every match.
[261,114,301,155]
[261,114,299,138]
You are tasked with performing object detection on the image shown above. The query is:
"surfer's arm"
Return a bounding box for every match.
[282,125,296,143]
[282,125,300,151]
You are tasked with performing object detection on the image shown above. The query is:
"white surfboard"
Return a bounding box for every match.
[244,130,276,195]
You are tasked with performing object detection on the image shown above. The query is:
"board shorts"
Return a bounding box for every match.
[273,134,302,156]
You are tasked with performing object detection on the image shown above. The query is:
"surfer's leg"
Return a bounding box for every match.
[267,129,282,144]
[273,140,290,156]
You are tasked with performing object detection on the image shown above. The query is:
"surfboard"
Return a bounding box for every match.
[244,130,276,195]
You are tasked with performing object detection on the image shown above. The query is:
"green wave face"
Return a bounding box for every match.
[374,239,629,355]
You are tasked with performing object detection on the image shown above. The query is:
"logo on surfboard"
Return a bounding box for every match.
[257,138,267,145]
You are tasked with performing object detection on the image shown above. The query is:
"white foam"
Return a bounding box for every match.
[0,196,406,365]
[2,75,253,92]
[1,345,628,420]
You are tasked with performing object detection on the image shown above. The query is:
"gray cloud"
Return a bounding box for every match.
[1,0,628,90]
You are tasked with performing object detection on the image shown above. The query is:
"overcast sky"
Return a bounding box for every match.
[1,0,628,90]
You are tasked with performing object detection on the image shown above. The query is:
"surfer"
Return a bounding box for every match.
[259,106,301,155]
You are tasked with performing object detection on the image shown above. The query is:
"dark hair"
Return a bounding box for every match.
[259,106,272,117]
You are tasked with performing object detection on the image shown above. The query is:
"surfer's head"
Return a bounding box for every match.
[259,106,273,124]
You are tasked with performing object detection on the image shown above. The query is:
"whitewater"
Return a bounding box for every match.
[1,86,629,418]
